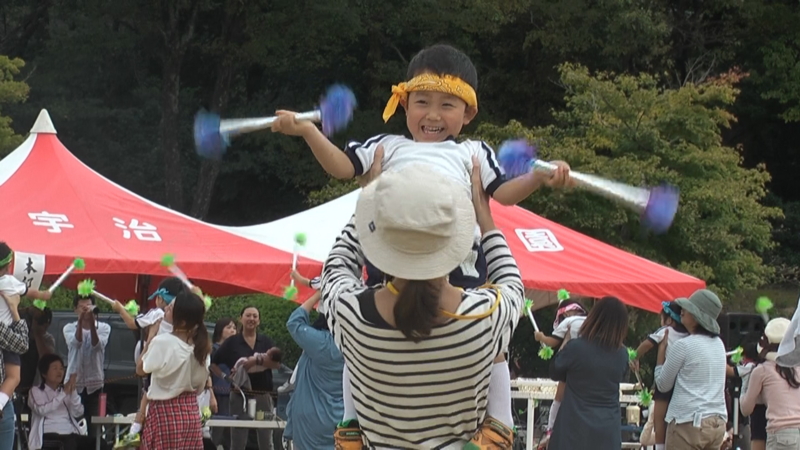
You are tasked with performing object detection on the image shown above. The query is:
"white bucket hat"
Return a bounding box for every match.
[759,318,791,362]
[354,164,476,280]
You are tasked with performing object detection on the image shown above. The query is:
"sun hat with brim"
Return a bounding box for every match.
[675,289,722,334]
[758,318,790,362]
[355,164,476,281]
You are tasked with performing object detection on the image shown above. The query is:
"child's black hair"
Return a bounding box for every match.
[0,242,12,270]
[406,44,478,91]
[158,277,186,297]
[662,302,688,334]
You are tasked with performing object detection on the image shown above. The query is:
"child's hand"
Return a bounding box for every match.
[534,160,574,189]
[534,331,545,342]
[629,359,640,372]
[270,110,316,137]
[40,290,52,301]
[164,302,174,324]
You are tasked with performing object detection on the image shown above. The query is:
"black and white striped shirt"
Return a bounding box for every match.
[321,219,524,449]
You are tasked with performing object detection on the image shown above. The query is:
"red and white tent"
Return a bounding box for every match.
[223,188,705,313]
[0,110,319,301]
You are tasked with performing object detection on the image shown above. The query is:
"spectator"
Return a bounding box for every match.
[655,289,727,449]
[210,317,236,446]
[63,294,111,437]
[0,293,30,448]
[28,353,109,450]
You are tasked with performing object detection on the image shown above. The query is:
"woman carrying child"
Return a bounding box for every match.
[136,291,211,450]
[534,298,588,444]
[631,300,689,450]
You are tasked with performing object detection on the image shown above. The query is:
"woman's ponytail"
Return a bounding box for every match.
[393,280,441,342]
[193,323,211,365]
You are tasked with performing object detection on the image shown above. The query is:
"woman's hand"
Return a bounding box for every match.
[560,327,572,350]
[356,145,384,188]
[291,270,310,287]
[656,329,669,365]
[471,156,496,235]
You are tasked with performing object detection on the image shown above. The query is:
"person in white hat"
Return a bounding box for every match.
[741,318,800,450]
[655,289,728,449]
[317,161,525,449]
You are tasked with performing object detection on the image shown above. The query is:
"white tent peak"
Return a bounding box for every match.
[29,109,57,135]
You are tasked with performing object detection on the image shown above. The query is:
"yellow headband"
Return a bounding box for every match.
[382,73,478,123]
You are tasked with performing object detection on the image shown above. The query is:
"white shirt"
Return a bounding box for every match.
[0,274,28,325]
[648,325,689,347]
[553,316,586,340]
[142,333,209,400]
[132,308,171,361]
[345,135,507,196]
[63,320,111,394]
[654,334,728,424]
[28,384,84,450]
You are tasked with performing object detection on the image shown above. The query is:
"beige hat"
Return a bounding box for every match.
[354,164,476,280]
[759,318,791,362]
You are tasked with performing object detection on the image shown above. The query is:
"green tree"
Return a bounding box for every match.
[0,55,28,156]
[474,64,781,298]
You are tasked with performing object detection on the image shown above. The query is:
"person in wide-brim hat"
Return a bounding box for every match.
[675,289,723,334]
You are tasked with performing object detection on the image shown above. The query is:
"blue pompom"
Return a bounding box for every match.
[497,139,538,178]
[642,184,680,234]
[320,84,357,137]
[194,109,230,161]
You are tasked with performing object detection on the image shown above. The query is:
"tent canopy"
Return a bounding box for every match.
[223,191,705,313]
[0,110,318,301]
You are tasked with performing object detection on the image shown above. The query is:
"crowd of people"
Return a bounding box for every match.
[0,39,797,450]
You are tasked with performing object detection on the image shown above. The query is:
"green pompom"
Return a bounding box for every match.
[161,253,175,267]
[201,406,212,424]
[755,296,774,314]
[33,299,47,310]
[557,289,570,302]
[73,258,85,270]
[203,295,213,311]
[294,233,307,246]
[730,346,744,364]
[524,298,533,311]
[538,345,554,360]
[124,300,140,316]
[638,389,653,407]
[77,279,95,296]
[627,347,638,361]
[283,285,298,300]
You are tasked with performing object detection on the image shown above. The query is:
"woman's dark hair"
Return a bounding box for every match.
[172,292,211,365]
[743,341,761,363]
[694,325,719,338]
[661,303,688,334]
[212,317,235,344]
[407,44,478,90]
[38,353,64,389]
[394,280,440,342]
[776,364,800,389]
[240,305,259,317]
[579,296,629,349]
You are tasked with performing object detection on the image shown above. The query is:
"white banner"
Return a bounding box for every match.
[12,252,46,292]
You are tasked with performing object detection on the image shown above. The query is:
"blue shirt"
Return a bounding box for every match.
[284,307,344,449]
